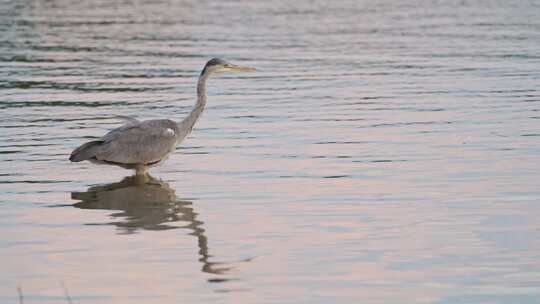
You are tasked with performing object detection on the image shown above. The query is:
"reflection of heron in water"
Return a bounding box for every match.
[71,175,231,275]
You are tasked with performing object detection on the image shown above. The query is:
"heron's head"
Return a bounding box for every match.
[201,58,256,76]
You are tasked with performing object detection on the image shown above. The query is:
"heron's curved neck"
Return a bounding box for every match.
[178,71,210,137]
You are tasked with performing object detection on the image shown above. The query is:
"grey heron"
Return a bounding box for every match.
[69,58,255,175]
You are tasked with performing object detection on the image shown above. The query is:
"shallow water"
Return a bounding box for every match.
[1,0,540,303]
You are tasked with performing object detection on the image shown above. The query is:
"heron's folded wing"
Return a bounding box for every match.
[95,120,178,165]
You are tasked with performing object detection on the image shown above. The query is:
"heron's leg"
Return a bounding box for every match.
[135,165,148,176]
[133,172,150,185]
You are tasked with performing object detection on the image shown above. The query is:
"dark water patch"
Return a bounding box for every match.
[179,151,209,155]
[372,159,403,163]
[1,80,168,92]
[207,278,231,283]
[17,117,113,123]
[0,55,66,63]
[0,124,50,128]
[20,43,106,53]
[0,180,70,184]
[370,121,453,128]
[214,288,251,293]
[1,158,62,162]
[0,100,131,109]
[295,118,366,122]
[0,150,22,154]
[314,141,370,145]
[0,173,24,177]
[309,155,353,159]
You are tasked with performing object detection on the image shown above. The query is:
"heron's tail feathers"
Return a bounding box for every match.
[69,140,102,162]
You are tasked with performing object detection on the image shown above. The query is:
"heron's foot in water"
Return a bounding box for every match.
[132,174,149,186]
[135,165,148,175]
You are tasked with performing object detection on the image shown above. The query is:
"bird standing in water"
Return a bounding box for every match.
[69,58,255,175]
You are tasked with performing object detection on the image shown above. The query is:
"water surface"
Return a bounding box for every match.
[1,0,539,303]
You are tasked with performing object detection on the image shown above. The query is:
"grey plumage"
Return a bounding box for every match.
[70,119,178,166]
[69,140,103,162]
[70,58,255,175]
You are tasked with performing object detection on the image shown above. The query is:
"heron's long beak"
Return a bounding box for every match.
[227,64,256,72]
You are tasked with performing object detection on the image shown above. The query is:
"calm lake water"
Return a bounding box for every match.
[1,0,539,303]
